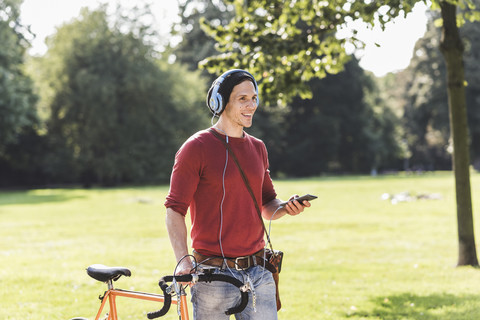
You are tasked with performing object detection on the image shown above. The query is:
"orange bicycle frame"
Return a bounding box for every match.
[80,265,248,320]
[94,284,189,320]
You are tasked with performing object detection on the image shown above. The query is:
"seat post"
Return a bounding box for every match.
[107,279,114,290]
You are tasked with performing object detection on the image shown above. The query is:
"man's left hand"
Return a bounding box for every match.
[284,194,311,216]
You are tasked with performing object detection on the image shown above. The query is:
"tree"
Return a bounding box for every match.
[374,72,413,171]
[172,0,403,176]
[200,0,421,105]
[0,0,37,150]
[461,3,480,170]
[34,5,208,186]
[0,0,40,186]
[399,6,480,172]
[274,58,403,176]
[401,17,451,170]
[171,0,234,73]
[200,0,479,266]
[438,0,478,266]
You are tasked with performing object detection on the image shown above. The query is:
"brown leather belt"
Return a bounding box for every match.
[193,249,276,273]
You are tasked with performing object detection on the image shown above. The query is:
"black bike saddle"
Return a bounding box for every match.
[86,264,131,282]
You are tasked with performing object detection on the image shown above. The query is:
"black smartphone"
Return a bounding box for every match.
[280,194,317,206]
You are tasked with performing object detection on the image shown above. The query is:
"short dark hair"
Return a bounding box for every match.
[218,71,256,105]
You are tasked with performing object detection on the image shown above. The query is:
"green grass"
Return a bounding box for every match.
[1,171,480,319]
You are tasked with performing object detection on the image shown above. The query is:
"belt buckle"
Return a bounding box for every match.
[235,256,250,270]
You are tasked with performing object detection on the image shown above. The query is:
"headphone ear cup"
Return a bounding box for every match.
[207,84,220,114]
[208,81,224,115]
[208,95,217,114]
[215,94,223,114]
[209,93,222,114]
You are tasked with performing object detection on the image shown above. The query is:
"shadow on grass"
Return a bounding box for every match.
[0,191,85,206]
[346,292,479,320]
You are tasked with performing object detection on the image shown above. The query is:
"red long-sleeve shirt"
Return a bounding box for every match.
[165,129,277,257]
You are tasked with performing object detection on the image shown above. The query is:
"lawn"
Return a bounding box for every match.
[1,171,479,319]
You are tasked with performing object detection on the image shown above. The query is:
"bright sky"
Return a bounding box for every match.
[20,0,428,77]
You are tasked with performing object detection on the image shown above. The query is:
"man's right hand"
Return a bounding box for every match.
[175,257,194,275]
[174,257,195,286]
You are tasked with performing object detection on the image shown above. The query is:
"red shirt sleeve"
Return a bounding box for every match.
[164,135,203,216]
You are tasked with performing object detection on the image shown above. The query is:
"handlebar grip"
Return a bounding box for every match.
[146,280,171,319]
[162,274,191,283]
[197,274,248,315]
[147,274,249,318]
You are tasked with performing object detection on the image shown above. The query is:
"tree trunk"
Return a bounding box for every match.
[439,1,478,267]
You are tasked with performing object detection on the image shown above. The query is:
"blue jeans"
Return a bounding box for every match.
[191,265,278,320]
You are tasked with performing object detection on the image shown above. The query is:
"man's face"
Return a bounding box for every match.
[222,80,258,129]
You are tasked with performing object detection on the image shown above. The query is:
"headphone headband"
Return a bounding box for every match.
[206,69,259,116]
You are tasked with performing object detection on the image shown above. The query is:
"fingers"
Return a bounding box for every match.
[175,260,195,286]
[284,199,310,215]
[176,259,194,275]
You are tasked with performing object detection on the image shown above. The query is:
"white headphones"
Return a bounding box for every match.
[207,69,259,116]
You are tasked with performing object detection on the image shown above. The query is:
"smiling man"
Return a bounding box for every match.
[164,69,311,320]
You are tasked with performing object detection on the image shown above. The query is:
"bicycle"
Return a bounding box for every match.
[71,264,249,320]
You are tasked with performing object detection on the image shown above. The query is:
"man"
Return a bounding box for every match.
[165,69,311,319]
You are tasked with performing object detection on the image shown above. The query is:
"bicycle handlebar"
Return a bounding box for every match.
[147,273,248,319]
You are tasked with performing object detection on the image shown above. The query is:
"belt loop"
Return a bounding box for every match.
[252,254,257,266]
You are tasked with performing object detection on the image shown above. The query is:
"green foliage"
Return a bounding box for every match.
[171,0,234,74]
[429,0,480,25]
[3,0,478,186]
[268,59,403,176]
[0,0,38,153]
[1,173,480,319]
[33,5,209,186]
[199,0,423,105]
[395,2,480,170]
[248,60,405,177]
[173,0,404,175]
[462,0,480,169]
[0,0,42,187]
[401,16,451,170]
